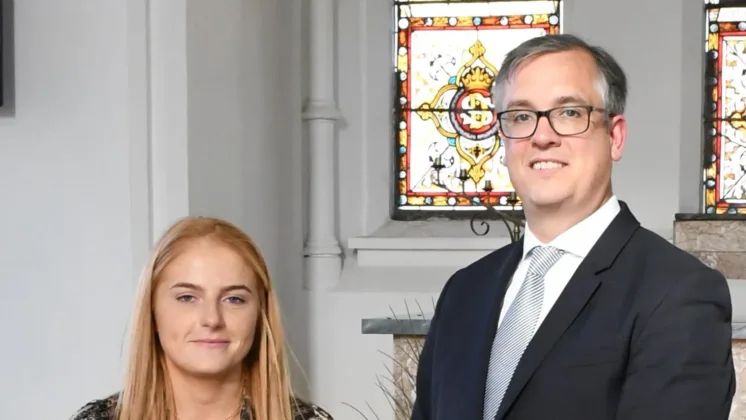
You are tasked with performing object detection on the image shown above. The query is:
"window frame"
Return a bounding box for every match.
[389,0,564,221]
[702,0,746,215]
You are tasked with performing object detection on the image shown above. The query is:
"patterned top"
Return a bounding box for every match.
[70,393,333,420]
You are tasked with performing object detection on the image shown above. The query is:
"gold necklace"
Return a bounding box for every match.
[176,402,242,420]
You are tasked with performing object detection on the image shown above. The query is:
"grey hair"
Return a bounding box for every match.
[492,34,628,115]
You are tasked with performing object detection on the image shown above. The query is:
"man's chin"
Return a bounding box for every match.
[522,192,568,209]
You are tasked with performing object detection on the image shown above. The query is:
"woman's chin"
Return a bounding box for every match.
[171,359,243,380]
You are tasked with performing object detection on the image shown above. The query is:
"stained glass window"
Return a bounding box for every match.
[704,0,746,214]
[392,0,562,218]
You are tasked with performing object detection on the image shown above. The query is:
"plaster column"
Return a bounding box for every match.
[302,0,342,290]
[149,0,190,241]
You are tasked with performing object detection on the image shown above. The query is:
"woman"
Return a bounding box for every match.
[71,217,333,420]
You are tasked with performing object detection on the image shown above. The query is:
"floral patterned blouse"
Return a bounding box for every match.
[70,393,333,420]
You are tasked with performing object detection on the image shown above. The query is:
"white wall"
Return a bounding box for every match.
[0,0,148,417]
[0,0,740,419]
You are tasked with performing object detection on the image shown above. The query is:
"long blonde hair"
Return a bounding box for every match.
[116,217,293,420]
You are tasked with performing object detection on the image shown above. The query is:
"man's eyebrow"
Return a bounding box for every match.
[553,95,589,106]
[503,96,590,110]
[504,99,534,109]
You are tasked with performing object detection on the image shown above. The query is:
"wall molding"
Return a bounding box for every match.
[148,0,189,241]
[127,0,153,279]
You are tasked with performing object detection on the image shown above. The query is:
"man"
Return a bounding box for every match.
[411,34,735,420]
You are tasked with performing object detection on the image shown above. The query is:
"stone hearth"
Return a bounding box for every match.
[674,214,746,280]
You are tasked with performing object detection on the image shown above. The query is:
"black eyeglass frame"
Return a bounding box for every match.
[495,105,612,140]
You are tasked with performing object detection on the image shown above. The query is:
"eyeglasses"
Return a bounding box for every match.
[496,105,609,139]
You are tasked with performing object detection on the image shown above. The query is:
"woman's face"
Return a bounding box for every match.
[153,239,261,378]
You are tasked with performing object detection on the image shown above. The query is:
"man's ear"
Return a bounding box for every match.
[609,114,627,162]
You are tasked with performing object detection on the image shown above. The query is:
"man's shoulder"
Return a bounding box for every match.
[69,394,118,420]
[630,227,717,274]
[457,240,521,278]
[432,240,520,306]
[292,397,334,420]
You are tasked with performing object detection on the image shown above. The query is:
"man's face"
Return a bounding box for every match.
[500,49,626,213]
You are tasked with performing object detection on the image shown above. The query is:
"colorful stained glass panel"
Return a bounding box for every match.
[704,1,746,214]
[393,0,562,214]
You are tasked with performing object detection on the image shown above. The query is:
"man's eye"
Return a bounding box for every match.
[560,108,581,117]
[513,113,533,122]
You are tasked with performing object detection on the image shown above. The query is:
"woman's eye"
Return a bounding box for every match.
[225,296,246,304]
[176,295,195,303]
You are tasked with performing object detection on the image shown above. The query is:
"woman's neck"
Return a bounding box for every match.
[168,368,244,420]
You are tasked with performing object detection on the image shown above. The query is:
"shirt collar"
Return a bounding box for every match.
[522,196,621,258]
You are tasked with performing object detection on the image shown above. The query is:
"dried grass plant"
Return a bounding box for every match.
[344,299,435,420]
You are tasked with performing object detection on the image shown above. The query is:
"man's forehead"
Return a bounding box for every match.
[499,52,600,109]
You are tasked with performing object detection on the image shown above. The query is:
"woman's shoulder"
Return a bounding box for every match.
[70,392,331,420]
[292,397,334,420]
[69,393,118,420]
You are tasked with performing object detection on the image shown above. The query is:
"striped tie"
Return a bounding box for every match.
[482,246,565,420]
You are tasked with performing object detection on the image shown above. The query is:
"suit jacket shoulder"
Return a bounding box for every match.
[69,393,334,420]
[624,227,726,298]
[633,227,713,273]
[450,240,522,286]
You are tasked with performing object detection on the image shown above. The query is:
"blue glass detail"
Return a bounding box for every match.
[425,197,433,205]
[447,137,457,147]
[399,146,406,154]
[449,76,457,84]
[399,195,407,205]
[473,17,482,25]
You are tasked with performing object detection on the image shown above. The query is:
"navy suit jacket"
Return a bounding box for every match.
[411,202,735,420]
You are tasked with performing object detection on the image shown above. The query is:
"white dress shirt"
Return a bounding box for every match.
[497,196,621,329]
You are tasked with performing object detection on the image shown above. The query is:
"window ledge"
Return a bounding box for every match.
[348,235,512,251]
[339,220,673,293]
[338,220,511,292]
[345,220,674,268]
[347,220,514,267]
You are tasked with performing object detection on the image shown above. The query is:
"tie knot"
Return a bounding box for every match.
[527,246,565,276]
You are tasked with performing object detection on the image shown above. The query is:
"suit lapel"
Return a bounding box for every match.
[462,240,525,420]
[493,202,640,420]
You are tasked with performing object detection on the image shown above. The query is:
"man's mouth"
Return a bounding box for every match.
[531,160,566,170]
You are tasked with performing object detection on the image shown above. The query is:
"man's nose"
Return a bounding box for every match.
[530,115,560,148]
